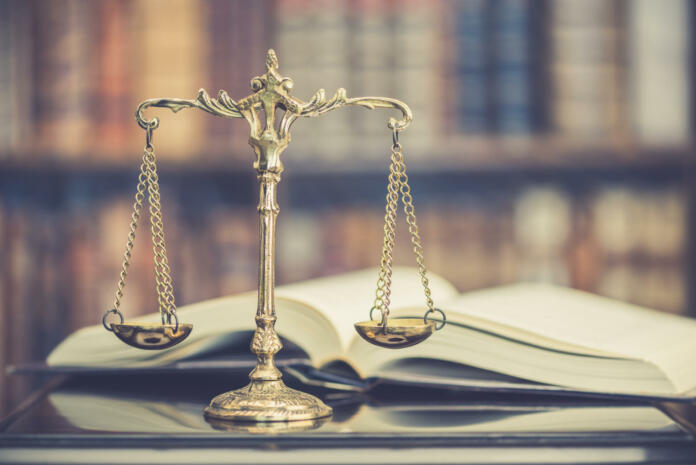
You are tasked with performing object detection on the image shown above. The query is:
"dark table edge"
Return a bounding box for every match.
[1,431,694,449]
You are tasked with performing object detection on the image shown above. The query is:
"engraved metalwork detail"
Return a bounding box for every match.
[136,89,242,130]
[204,380,332,422]
[206,416,328,434]
[250,317,282,355]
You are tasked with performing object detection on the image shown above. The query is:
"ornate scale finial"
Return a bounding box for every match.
[266,49,279,71]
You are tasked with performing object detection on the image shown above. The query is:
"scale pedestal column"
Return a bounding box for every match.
[204,147,332,422]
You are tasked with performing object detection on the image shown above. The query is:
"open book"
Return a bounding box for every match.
[48,267,696,400]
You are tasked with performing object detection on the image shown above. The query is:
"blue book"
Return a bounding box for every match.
[454,0,490,133]
[491,0,533,134]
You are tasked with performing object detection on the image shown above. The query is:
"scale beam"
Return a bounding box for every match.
[136,49,412,173]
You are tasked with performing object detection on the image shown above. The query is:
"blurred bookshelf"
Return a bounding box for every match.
[1,0,695,416]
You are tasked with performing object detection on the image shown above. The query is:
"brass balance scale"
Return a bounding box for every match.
[101,50,446,424]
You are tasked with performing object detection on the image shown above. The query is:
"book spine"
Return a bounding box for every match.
[275,0,315,159]
[206,0,240,158]
[438,0,457,137]
[513,186,572,285]
[276,0,351,164]
[593,186,687,313]
[550,0,624,141]
[208,207,258,294]
[243,0,273,99]
[7,0,33,156]
[0,0,12,153]
[36,210,66,367]
[94,0,135,159]
[206,0,272,161]
[490,0,534,135]
[133,0,208,160]
[629,0,690,145]
[313,0,352,160]
[277,210,323,283]
[0,195,6,413]
[452,0,490,134]
[350,0,394,159]
[33,0,95,158]
[392,0,438,156]
[96,197,133,318]
[4,207,40,413]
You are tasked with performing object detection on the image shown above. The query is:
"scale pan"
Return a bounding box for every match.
[354,318,434,349]
[111,323,193,350]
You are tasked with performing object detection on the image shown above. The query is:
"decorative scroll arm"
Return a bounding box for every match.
[343,95,413,131]
[278,87,413,139]
[135,88,243,130]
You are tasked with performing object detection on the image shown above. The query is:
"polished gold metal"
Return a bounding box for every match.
[111,323,193,350]
[206,415,329,433]
[357,132,446,349]
[103,130,190,350]
[355,318,435,349]
[133,49,417,422]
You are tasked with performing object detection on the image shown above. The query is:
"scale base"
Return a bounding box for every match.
[204,379,332,422]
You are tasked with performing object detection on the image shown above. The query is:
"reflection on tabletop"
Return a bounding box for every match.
[2,373,694,437]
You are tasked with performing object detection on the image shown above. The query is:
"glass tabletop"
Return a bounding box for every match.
[1,372,693,442]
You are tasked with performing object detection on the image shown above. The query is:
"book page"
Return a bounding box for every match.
[444,284,696,392]
[47,293,259,367]
[47,292,345,368]
[47,267,457,368]
[276,267,460,352]
[348,315,674,394]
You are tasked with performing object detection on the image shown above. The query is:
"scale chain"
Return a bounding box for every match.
[372,134,436,325]
[373,144,401,321]
[144,146,177,321]
[395,151,435,311]
[111,155,147,315]
[105,136,177,331]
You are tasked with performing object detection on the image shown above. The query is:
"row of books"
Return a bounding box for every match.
[0,0,690,164]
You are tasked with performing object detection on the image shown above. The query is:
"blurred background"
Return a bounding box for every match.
[0,0,693,416]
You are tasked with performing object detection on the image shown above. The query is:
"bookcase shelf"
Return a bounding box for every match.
[1,145,691,180]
